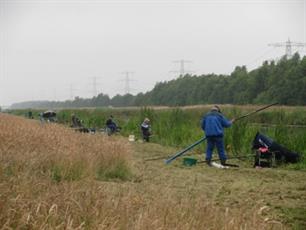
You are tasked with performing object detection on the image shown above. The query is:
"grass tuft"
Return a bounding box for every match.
[96,159,132,181]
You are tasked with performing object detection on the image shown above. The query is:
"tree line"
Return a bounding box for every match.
[10,53,306,109]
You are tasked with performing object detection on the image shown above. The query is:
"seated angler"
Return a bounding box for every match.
[106,115,118,134]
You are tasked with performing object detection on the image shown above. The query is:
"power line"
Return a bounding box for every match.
[246,47,279,68]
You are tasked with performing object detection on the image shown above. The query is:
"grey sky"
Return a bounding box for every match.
[0,0,305,106]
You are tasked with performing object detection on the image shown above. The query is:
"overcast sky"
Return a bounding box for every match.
[0,0,305,106]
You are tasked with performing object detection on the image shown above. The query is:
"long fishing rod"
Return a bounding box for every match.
[145,150,202,162]
[164,137,207,164]
[198,154,255,164]
[197,155,255,168]
[234,102,278,122]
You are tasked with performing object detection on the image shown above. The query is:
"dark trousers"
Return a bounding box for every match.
[206,136,226,161]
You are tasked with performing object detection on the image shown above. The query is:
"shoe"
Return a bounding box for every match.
[220,159,226,166]
[206,159,212,167]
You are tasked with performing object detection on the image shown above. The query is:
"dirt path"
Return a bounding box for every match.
[131,141,306,229]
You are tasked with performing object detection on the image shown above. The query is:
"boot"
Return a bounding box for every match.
[221,159,226,166]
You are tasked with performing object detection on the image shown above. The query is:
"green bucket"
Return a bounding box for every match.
[183,157,198,166]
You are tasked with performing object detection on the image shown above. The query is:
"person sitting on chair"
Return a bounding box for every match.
[71,113,90,132]
[106,115,118,135]
[71,113,82,128]
[141,118,151,142]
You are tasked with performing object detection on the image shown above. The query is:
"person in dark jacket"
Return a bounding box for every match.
[201,105,235,166]
[28,110,33,119]
[141,118,151,142]
[106,115,118,135]
[71,113,82,128]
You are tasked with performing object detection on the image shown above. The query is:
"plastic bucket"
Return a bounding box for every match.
[128,135,135,142]
[183,157,198,166]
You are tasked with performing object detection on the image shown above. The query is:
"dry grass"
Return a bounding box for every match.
[0,113,292,229]
[0,113,131,182]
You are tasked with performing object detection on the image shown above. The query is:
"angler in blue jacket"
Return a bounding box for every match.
[201,105,235,166]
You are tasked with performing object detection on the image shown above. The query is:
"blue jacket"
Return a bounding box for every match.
[201,111,232,137]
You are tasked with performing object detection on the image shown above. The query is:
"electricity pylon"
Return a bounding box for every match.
[121,71,134,94]
[172,59,193,76]
[268,38,306,58]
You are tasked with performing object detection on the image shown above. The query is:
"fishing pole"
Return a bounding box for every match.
[145,155,168,161]
[145,150,202,162]
[164,137,207,164]
[198,154,255,164]
[234,102,278,122]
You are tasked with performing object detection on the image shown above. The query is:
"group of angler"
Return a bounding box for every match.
[71,113,152,142]
[34,105,300,167]
[32,106,232,161]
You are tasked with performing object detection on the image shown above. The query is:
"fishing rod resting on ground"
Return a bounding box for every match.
[164,103,278,165]
[197,154,255,165]
[164,137,207,164]
[146,148,203,162]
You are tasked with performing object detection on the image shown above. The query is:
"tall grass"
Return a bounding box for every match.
[0,113,131,182]
[123,106,306,163]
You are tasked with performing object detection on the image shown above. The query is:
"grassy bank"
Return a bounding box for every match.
[10,105,306,168]
[1,113,305,228]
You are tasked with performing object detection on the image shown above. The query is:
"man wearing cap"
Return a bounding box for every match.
[201,105,235,166]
